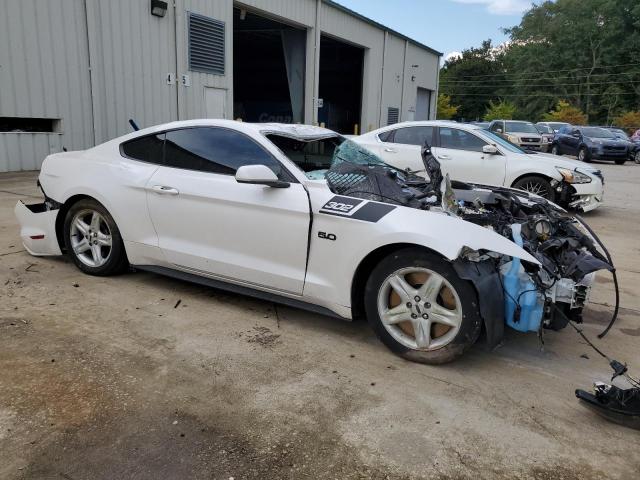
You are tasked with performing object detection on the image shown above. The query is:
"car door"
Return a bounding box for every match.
[145,126,310,295]
[375,126,435,175]
[431,127,507,185]
[564,128,581,155]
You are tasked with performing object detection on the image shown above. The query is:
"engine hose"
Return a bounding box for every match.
[575,214,620,338]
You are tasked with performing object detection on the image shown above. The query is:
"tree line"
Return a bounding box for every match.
[437,0,640,131]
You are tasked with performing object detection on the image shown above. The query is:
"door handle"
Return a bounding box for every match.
[150,185,179,195]
[384,148,397,153]
[437,155,451,160]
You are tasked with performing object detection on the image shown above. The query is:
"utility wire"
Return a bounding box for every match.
[438,91,639,97]
[441,71,640,83]
[442,62,640,79]
[440,80,640,88]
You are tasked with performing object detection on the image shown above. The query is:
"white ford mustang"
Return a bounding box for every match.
[15,120,613,364]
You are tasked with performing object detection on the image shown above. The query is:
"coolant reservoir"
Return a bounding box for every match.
[501,224,544,332]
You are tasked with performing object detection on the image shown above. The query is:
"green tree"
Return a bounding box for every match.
[614,111,640,134]
[542,100,588,124]
[438,40,510,121]
[436,94,459,120]
[483,100,517,121]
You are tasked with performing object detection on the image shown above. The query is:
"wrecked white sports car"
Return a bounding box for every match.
[14,120,614,364]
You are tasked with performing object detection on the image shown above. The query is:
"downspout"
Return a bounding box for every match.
[399,40,407,122]
[434,54,441,120]
[82,0,97,146]
[378,31,387,128]
[313,0,321,125]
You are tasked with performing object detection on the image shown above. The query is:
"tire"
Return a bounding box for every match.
[63,198,128,276]
[364,248,482,365]
[551,144,561,156]
[636,151,640,164]
[578,147,590,162]
[512,175,555,201]
[614,158,626,165]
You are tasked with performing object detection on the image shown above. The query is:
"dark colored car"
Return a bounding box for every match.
[551,126,628,164]
[600,127,640,163]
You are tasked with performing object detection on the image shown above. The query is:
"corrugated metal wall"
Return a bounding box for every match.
[0,0,440,172]
[0,0,93,171]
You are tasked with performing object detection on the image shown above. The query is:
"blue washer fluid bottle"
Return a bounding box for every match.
[502,223,544,332]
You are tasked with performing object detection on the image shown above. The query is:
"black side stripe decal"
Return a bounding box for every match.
[319,196,396,222]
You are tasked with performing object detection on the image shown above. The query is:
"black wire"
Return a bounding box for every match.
[574,215,620,338]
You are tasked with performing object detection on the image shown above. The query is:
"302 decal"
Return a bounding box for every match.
[324,201,354,213]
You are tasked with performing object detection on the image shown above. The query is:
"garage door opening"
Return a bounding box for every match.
[318,35,363,134]
[233,8,305,124]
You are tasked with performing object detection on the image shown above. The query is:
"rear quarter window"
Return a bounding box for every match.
[121,133,165,164]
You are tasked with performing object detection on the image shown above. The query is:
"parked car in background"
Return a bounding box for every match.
[631,129,640,142]
[488,120,543,151]
[354,121,604,211]
[600,127,639,162]
[551,126,628,164]
[537,121,570,133]
[535,123,555,152]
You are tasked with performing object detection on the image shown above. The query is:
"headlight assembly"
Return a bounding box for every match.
[556,167,592,184]
[507,135,520,143]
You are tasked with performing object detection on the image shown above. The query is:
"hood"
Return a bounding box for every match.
[523,152,598,172]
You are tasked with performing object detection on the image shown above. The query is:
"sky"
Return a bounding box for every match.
[331,0,531,61]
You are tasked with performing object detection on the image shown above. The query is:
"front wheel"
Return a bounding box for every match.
[512,176,555,201]
[364,248,482,364]
[614,158,626,165]
[63,198,129,276]
[578,147,590,162]
[635,151,640,164]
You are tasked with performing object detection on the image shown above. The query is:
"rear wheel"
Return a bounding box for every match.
[512,175,555,201]
[614,158,626,165]
[63,199,128,276]
[364,248,482,364]
[635,151,640,164]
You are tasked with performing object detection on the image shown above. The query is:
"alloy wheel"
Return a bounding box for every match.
[521,180,550,198]
[69,209,113,267]
[376,267,462,351]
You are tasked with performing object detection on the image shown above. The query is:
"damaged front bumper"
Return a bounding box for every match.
[14,201,61,256]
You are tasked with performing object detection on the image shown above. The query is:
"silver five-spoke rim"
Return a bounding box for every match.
[521,180,549,198]
[377,267,462,351]
[70,209,112,267]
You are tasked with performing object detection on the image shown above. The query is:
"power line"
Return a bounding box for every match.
[438,91,639,97]
[442,62,640,79]
[441,71,640,84]
[440,80,640,88]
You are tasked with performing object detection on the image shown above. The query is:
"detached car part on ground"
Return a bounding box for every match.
[15,120,615,364]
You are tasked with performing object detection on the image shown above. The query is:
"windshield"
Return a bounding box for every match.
[267,135,393,180]
[505,122,539,134]
[547,122,568,132]
[482,130,526,154]
[611,129,629,139]
[581,127,615,138]
[536,124,553,134]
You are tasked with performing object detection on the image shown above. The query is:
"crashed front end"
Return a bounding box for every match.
[327,141,613,347]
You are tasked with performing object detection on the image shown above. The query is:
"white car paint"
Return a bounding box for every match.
[15,119,540,321]
[354,121,604,212]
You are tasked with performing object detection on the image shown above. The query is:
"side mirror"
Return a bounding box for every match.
[496,128,503,134]
[571,131,581,137]
[235,165,290,188]
[483,144,499,155]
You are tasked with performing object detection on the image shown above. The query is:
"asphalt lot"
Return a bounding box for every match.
[1,162,639,480]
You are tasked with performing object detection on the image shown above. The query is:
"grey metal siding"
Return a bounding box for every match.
[0,0,93,172]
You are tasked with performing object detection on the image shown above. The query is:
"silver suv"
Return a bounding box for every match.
[488,120,543,151]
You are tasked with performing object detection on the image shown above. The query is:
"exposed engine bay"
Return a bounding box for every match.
[325,140,616,346]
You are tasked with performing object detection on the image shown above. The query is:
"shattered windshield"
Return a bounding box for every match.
[267,135,396,180]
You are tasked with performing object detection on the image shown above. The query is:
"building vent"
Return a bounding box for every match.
[387,107,400,125]
[188,12,225,75]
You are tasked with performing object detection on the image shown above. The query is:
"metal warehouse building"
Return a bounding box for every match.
[0,0,441,172]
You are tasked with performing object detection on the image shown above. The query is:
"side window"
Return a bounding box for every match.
[439,128,487,153]
[377,130,394,142]
[121,133,165,164]
[164,127,285,178]
[391,126,434,146]
[490,122,502,133]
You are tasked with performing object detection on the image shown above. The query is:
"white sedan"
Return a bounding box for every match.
[15,120,612,364]
[354,121,604,212]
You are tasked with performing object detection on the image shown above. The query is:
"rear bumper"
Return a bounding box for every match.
[14,201,62,256]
